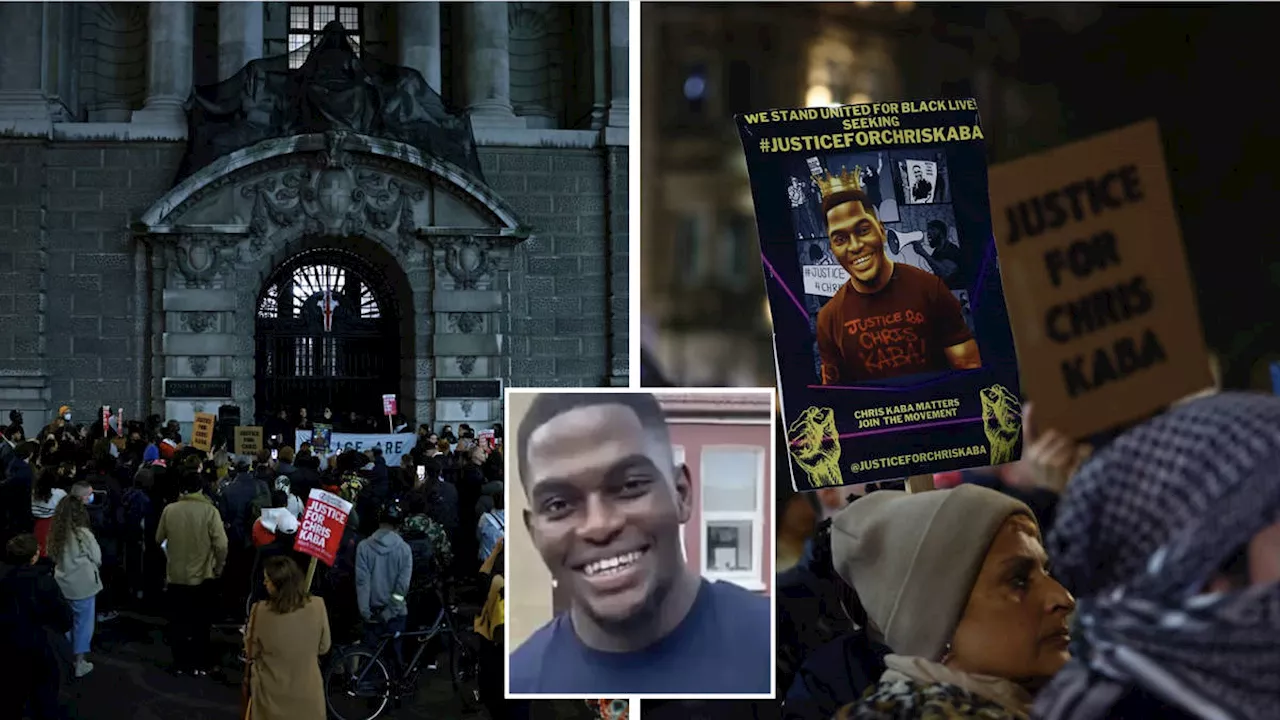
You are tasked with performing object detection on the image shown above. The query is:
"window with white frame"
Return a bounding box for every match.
[288,4,363,69]
[673,445,687,562]
[700,445,765,589]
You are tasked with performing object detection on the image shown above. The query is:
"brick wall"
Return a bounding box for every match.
[482,147,619,389]
[0,138,627,418]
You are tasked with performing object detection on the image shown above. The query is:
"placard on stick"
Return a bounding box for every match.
[296,489,353,566]
[988,120,1212,440]
[191,413,216,452]
[234,426,264,455]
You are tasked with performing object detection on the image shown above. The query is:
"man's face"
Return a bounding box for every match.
[524,404,691,628]
[927,223,945,248]
[826,199,890,292]
[428,433,438,445]
[913,166,923,182]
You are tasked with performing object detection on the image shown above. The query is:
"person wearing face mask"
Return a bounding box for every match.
[1036,392,1280,720]
[833,484,1076,719]
[508,392,771,695]
[39,406,73,444]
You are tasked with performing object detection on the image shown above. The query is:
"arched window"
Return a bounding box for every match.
[257,263,380,319]
[288,4,364,69]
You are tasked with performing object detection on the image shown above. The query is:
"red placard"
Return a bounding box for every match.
[382,394,398,416]
[296,489,353,566]
[101,406,110,436]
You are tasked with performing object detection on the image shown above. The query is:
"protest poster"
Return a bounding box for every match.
[191,412,216,452]
[987,120,1211,440]
[234,426,263,455]
[382,394,398,416]
[296,489,353,566]
[311,424,332,452]
[737,99,1022,489]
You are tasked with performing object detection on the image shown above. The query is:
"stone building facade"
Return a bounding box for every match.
[0,1,629,437]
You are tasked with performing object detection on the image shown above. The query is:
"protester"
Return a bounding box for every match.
[782,517,889,720]
[1037,392,1280,720]
[0,534,72,719]
[30,468,67,558]
[475,537,506,720]
[355,501,412,670]
[508,392,771,694]
[476,486,505,562]
[832,485,1074,718]
[244,556,331,720]
[49,485,104,678]
[156,472,228,676]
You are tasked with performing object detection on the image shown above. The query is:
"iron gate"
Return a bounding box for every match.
[255,248,399,423]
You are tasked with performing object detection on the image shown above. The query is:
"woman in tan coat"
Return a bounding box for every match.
[246,556,331,719]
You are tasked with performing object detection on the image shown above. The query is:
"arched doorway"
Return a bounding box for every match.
[254,247,400,424]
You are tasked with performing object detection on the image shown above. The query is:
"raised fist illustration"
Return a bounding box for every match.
[787,406,843,488]
[980,384,1022,466]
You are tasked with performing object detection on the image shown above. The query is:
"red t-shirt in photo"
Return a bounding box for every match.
[816,263,973,383]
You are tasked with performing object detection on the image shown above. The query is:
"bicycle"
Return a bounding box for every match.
[324,586,481,720]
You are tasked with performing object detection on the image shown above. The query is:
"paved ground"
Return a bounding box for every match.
[50,612,484,720]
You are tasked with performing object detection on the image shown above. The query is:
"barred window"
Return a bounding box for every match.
[288,4,363,69]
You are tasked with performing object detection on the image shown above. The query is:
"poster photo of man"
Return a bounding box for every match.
[892,151,951,206]
[885,207,966,288]
[803,165,982,384]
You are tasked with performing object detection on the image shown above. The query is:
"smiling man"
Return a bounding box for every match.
[508,392,772,695]
[814,166,981,384]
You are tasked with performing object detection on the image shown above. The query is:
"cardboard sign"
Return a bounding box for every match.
[988,120,1212,440]
[736,99,1023,489]
[295,489,353,566]
[381,394,398,416]
[234,426,264,455]
[191,413,216,452]
[101,406,110,436]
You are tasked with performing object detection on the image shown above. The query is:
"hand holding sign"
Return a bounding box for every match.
[788,406,843,488]
[1015,402,1093,495]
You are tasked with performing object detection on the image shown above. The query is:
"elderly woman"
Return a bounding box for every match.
[833,484,1075,719]
[245,555,331,719]
[1036,392,1280,720]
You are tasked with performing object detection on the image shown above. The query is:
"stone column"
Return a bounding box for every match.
[133,1,194,126]
[606,0,628,127]
[218,1,264,81]
[463,1,520,126]
[399,2,441,93]
[0,2,49,120]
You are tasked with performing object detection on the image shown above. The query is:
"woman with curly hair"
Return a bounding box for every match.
[48,484,103,678]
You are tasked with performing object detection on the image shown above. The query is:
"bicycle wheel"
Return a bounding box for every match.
[325,649,392,720]
[449,634,482,707]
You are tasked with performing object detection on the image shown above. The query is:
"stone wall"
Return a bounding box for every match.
[0,137,628,425]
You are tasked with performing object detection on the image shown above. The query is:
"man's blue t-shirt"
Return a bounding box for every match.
[509,579,771,695]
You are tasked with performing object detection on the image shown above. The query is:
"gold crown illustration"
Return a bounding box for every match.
[813,166,865,201]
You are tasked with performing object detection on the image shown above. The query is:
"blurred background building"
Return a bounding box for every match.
[641,2,1280,392]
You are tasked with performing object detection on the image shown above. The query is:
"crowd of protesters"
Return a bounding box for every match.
[0,405,508,720]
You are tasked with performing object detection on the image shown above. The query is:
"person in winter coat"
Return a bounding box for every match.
[48,486,103,678]
[398,493,452,629]
[355,502,412,669]
[0,534,73,719]
[781,519,889,720]
[833,485,1075,719]
[1036,393,1280,720]
[1,441,37,544]
[156,472,229,676]
[245,556,331,720]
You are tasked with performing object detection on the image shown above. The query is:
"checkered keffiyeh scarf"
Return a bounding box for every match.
[1036,393,1280,720]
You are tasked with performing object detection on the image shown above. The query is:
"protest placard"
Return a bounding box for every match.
[737,99,1023,489]
[382,394,398,416]
[191,413,216,452]
[296,489,353,566]
[988,120,1212,440]
[234,426,263,455]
